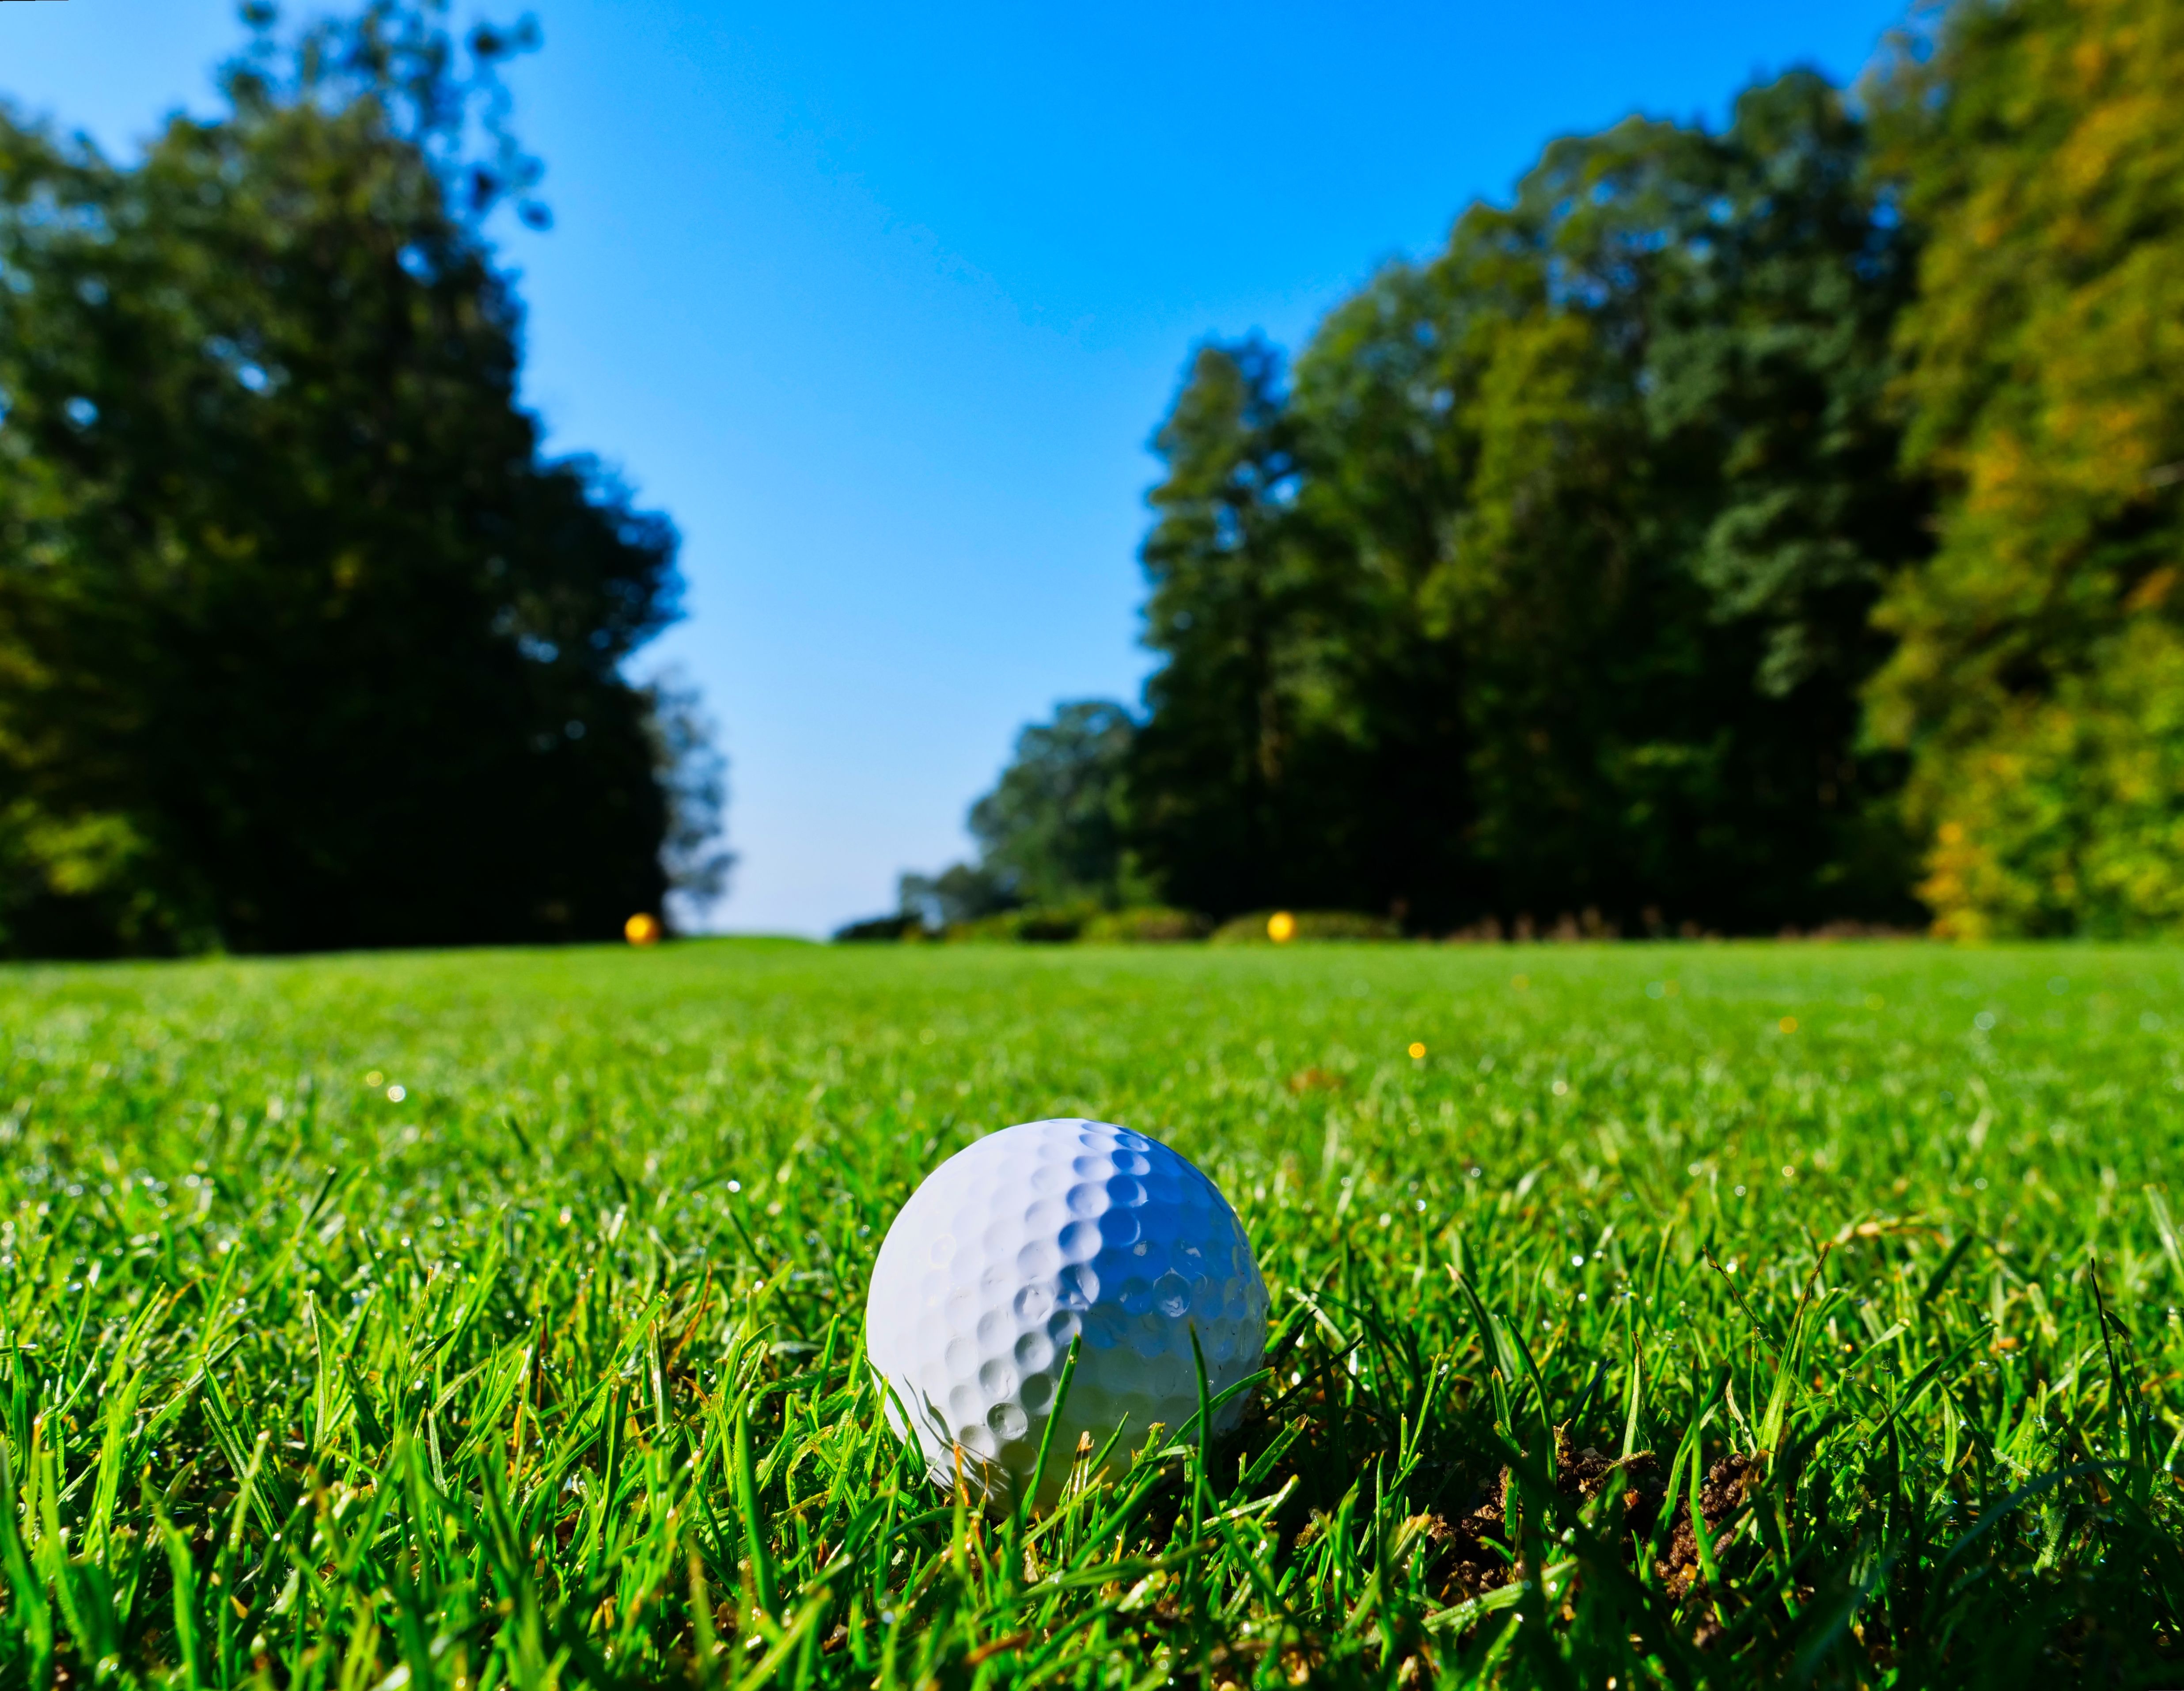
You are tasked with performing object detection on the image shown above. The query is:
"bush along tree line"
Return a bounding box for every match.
[845,0,2184,945]
[0,0,728,958]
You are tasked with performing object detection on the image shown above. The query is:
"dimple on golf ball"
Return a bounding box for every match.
[865,1117,1269,1508]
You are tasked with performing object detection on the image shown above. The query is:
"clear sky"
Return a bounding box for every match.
[3,0,1911,936]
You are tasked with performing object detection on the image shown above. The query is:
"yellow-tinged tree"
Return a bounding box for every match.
[1869,0,2184,935]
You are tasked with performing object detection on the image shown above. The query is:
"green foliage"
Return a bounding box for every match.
[897,862,1020,931]
[1130,73,1925,935]
[0,2,701,956]
[1130,338,1334,921]
[944,904,1096,944]
[868,702,1151,944]
[832,913,923,943]
[0,941,2180,1686]
[1208,910,1402,944]
[969,702,1145,910]
[1077,906,1210,943]
[1867,0,2184,936]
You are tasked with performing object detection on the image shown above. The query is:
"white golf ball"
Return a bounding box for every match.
[865,1117,1269,1509]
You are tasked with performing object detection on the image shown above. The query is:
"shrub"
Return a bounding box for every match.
[1080,906,1212,943]
[945,905,1091,944]
[1209,909,1402,944]
[831,914,919,942]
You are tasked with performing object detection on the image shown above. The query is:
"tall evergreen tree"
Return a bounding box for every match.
[1130,339,1327,917]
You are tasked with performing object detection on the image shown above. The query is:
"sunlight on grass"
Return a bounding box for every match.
[0,941,2179,1685]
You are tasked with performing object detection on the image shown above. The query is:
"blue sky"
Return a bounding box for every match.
[4,0,1909,935]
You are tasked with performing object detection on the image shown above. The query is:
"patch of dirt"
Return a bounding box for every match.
[1658,1451,1760,1601]
[1429,1424,1757,1608]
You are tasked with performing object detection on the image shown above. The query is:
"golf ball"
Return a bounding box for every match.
[865,1117,1269,1509]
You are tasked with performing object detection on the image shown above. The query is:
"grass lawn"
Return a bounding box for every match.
[2,939,2180,1688]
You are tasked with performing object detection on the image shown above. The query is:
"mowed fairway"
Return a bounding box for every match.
[2,940,2180,1688]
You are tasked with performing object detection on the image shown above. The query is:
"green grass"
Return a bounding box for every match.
[2,939,2181,1689]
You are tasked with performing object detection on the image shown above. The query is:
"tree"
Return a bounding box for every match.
[859,699,1142,939]
[0,0,712,954]
[1128,339,1317,917]
[1866,0,2184,935]
[1125,71,1923,931]
[648,671,736,922]
[896,863,1019,931]
[967,700,1141,908]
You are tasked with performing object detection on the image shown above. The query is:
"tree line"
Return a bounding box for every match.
[0,1,725,956]
[865,0,2184,942]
